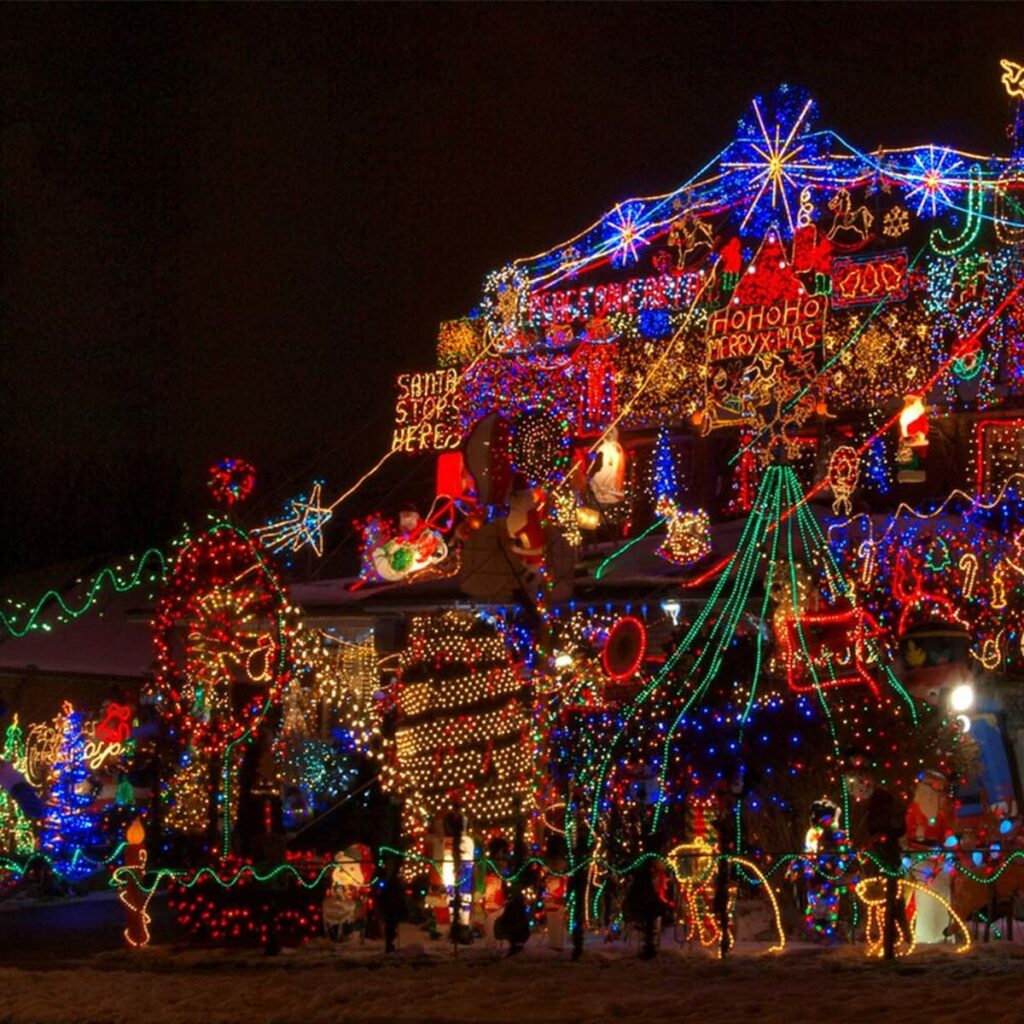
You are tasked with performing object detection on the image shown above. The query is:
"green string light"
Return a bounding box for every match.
[0,548,167,639]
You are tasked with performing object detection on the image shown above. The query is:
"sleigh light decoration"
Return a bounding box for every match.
[777,606,884,696]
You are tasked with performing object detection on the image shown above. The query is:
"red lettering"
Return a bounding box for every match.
[642,277,665,310]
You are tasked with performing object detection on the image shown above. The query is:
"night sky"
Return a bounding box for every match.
[0,3,1020,576]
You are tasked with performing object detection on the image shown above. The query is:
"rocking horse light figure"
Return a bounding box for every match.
[827,188,874,245]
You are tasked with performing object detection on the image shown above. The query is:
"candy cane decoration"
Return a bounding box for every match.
[858,540,877,589]
[959,552,979,600]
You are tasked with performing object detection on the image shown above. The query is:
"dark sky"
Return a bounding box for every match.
[0,3,1021,575]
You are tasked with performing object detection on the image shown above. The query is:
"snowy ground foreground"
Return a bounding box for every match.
[4,930,1024,1024]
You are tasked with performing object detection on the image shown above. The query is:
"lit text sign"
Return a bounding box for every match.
[705,295,826,363]
[527,272,700,327]
[392,369,462,453]
[26,717,125,787]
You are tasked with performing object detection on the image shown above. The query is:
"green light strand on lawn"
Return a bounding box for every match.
[1,842,128,881]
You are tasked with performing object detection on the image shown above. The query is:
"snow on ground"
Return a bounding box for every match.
[4,928,1024,1024]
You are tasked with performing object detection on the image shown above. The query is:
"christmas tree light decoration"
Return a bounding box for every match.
[648,428,679,504]
[163,750,216,836]
[573,454,940,893]
[41,704,103,881]
[0,716,37,858]
[390,613,532,841]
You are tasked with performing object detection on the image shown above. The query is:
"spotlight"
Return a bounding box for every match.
[949,682,974,713]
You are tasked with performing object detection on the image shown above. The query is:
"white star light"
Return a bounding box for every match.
[904,146,963,219]
[724,97,829,233]
[607,203,650,267]
[254,483,333,557]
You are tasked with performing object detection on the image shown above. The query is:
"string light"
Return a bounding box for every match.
[0,716,36,858]
[40,704,103,881]
[0,548,167,639]
[390,613,532,841]
[151,522,297,758]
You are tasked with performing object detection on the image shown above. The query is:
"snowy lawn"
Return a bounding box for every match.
[4,931,1024,1024]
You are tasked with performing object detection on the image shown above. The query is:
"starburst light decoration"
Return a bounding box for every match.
[605,201,651,268]
[903,146,964,219]
[724,87,829,234]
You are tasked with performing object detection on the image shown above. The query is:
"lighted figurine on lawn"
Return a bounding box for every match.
[790,797,856,941]
[322,844,374,941]
[903,770,954,944]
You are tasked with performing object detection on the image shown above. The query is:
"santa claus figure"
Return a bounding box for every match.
[506,486,546,569]
[905,771,952,944]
